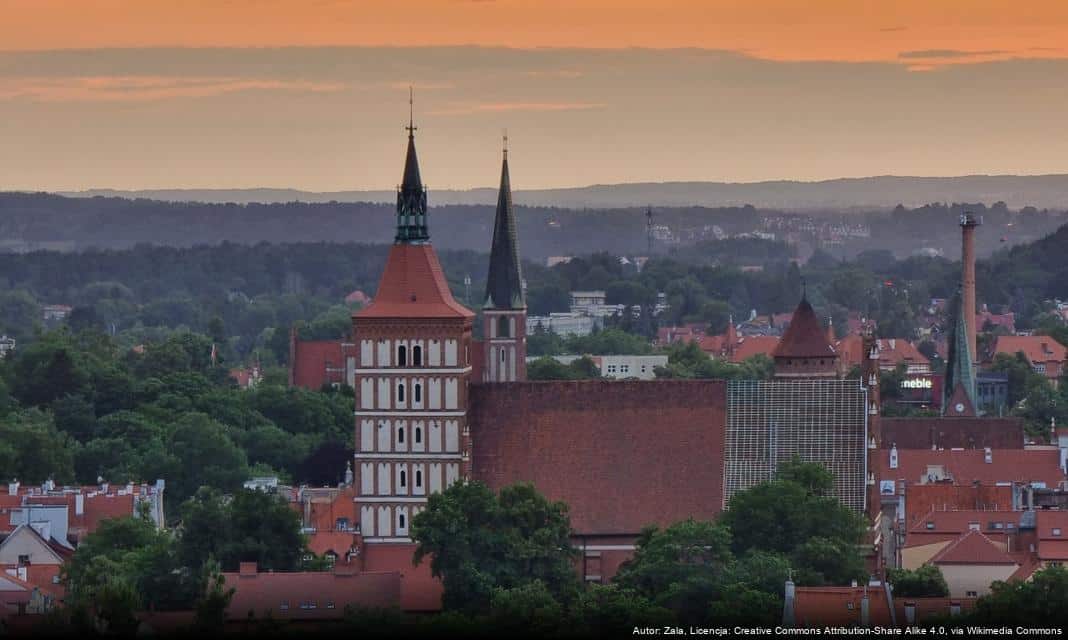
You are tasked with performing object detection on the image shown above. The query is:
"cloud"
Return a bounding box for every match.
[0,75,345,102]
[898,49,1010,60]
[524,69,584,79]
[429,101,606,115]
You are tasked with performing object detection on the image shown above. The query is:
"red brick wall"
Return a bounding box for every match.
[469,380,728,535]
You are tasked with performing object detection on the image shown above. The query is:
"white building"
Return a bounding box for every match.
[527,313,597,337]
[529,354,668,380]
[0,335,14,359]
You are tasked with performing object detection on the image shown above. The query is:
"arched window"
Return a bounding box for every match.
[413,345,422,366]
[415,426,423,444]
[497,316,511,338]
[397,382,405,402]
[399,513,406,529]
[415,469,423,487]
[414,383,422,403]
[500,349,506,363]
[398,426,405,444]
[399,469,407,487]
[397,345,407,367]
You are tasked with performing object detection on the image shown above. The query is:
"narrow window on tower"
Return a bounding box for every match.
[413,345,422,366]
[415,426,423,444]
[414,383,422,403]
[500,349,506,363]
[400,469,407,488]
[416,469,423,488]
[397,382,405,403]
[398,426,405,444]
[397,345,407,367]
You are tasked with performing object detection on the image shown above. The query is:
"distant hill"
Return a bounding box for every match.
[61,174,1068,210]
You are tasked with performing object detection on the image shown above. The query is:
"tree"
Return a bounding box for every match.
[411,481,579,613]
[0,409,76,484]
[614,519,733,624]
[968,565,1068,626]
[887,565,949,598]
[720,459,867,582]
[527,356,602,381]
[177,487,307,572]
[167,413,249,504]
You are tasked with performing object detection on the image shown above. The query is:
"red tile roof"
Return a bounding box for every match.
[836,336,931,372]
[879,417,1024,451]
[930,530,1017,565]
[729,335,779,363]
[876,448,1064,488]
[792,586,892,627]
[904,509,1018,547]
[356,244,473,319]
[223,565,400,620]
[991,335,1067,380]
[902,485,1015,531]
[470,380,727,535]
[773,298,835,359]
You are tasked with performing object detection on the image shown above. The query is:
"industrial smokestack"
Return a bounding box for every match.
[960,212,981,362]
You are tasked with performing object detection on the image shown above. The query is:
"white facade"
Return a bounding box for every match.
[353,332,467,542]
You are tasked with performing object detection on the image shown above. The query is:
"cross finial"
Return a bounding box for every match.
[800,276,807,299]
[406,86,417,136]
[503,129,508,158]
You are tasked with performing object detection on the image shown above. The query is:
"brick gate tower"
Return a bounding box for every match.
[352,103,475,542]
[481,136,527,382]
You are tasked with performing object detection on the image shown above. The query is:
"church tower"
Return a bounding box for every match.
[943,287,978,417]
[481,136,527,382]
[352,100,475,543]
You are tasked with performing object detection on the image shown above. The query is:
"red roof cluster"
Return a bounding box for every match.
[989,335,1067,381]
[791,585,975,627]
[877,448,1064,489]
[773,298,835,359]
[224,562,401,621]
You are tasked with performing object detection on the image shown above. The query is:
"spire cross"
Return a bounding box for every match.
[503,129,508,158]
[406,86,417,136]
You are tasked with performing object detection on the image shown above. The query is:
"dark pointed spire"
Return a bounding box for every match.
[943,286,977,414]
[484,133,525,310]
[396,87,429,243]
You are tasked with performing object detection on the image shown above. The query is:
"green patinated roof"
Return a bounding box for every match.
[943,288,977,414]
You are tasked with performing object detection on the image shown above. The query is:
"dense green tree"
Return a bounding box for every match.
[614,519,733,624]
[177,487,307,572]
[527,356,602,381]
[411,481,579,613]
[886,565,949,597]
[720,459,867,576]
[167,413,249,504]
[967,565,1068,626]
[0,409,76,483]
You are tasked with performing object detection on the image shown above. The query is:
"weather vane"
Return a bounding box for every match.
[406,86,417,135]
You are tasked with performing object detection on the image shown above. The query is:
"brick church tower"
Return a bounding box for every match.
[481,138,527,382]
[351,107,475,542]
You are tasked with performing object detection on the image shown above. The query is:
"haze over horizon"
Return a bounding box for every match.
[3,2,1068,191]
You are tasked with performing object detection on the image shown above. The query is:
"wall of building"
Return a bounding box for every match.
[938,563,1017,598]
[469,379,727,535]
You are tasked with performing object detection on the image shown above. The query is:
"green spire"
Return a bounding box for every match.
[396,88,429,244]
[943,287,977,413]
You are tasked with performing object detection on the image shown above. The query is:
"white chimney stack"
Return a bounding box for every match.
[7,481,18,496]
[890,445,899,470]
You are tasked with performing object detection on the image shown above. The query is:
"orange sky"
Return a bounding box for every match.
[3,2,1068,190]
[5,0,1068,65]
